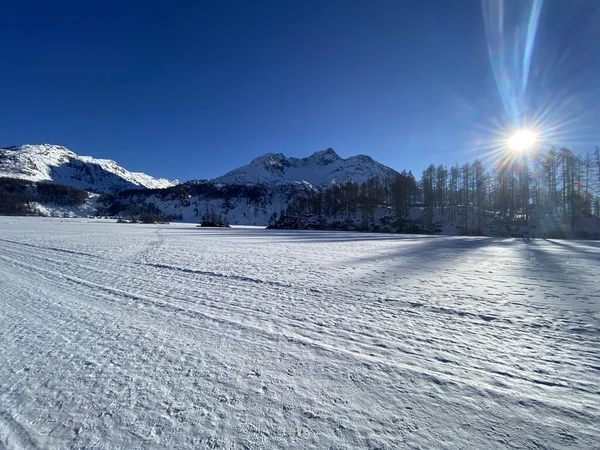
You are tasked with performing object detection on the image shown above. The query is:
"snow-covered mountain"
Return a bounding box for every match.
[212,148,398,187]
[0,144,178,194]
[99,148,400,225]
[0,145,398,225]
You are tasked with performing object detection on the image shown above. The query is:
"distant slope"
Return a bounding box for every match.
[0,144,178,194]
[106,181,319,226]
[0,176,98,217]
[211,148,398,187]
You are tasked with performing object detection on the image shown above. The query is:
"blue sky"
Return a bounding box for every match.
[1,0,598,181]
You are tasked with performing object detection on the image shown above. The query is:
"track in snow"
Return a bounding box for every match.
[0,218,598,449]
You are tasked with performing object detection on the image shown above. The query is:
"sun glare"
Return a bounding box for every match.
[508,129,536,152]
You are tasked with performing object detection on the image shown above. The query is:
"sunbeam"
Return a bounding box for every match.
[482,0,544,127]
[482,0,544,126]
[521,0,543,96]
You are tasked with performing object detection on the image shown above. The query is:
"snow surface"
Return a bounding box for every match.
[0,218,598,449]
[212,148,397,187]
[0,144,178,193]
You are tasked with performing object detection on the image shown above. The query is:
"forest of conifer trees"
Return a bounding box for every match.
[279,146,600,238]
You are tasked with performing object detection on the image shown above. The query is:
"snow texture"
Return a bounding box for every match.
[0,218,598,449]
[0,144,178,193]
[211,148,398,187]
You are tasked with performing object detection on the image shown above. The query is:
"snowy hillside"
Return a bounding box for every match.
[110,182,319,225]
[0,218,598,448]
[0,144,178,194]
[212,148,398,187]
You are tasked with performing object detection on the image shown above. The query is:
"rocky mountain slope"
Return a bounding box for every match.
[211,148,398,187]
[0,144,178,194]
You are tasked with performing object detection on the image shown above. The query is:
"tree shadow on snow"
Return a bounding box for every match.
[340,236,518,268]
[543,238,600,255]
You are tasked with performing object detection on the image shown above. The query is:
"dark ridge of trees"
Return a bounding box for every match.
[0,177,89,215]
[0,178,31,215]
[107,200,182,222]
[109,181,273,220]
[140,213,171,224]
[118,182,270,203]
[36,182,88,206]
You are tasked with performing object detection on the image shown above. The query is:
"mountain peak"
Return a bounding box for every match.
[0,144,178,193]
[4,143,76,156]
[212,148,397,187]
[306,148,341,165]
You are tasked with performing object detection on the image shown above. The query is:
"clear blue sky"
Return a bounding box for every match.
[1,0,598,181]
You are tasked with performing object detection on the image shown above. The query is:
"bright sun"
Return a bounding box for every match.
[508,129,536,152]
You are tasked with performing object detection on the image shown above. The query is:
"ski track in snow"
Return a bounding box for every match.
[0,218,598,449]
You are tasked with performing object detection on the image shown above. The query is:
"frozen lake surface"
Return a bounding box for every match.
[0,217,599,449]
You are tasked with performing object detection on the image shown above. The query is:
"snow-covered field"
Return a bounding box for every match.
[0,218,598,449]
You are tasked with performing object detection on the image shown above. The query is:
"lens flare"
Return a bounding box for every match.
[469,0,600,170]
[481,0,544,126]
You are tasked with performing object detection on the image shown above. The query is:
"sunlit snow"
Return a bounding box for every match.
[0,145,178,193]
[0,218,598,448]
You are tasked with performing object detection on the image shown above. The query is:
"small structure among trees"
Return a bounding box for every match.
[198,211,230,228]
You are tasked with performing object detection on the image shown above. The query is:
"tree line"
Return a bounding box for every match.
[279,146,600,236]
[0,177,89,215]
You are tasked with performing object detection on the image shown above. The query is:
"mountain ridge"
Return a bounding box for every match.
[210,147,397,187]
[1,144,398,195]
[0,144,179,194]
